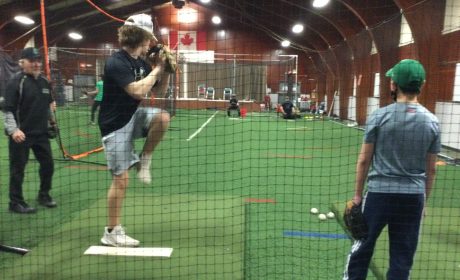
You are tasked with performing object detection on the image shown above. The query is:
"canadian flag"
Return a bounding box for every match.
[169,31,207,51]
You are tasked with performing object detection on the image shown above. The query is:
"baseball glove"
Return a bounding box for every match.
[343,200,368,240]
[147,44,177,74]
[159,46,177,74]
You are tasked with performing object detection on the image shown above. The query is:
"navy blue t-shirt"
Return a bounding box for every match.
[99,49,152,136]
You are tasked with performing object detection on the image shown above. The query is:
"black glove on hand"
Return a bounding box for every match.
[47,122,58,139]
[344,200,368,240]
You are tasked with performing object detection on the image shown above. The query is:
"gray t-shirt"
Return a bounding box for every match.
[364,102,441,194]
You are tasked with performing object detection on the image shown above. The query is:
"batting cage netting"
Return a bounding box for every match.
[0,0,459,279]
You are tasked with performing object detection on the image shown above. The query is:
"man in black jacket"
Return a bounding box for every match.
[3,47,57,214]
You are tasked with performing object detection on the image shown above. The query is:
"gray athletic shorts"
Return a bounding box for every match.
[101,107,164,175]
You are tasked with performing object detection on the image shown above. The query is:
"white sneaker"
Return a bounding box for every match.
[137,155,152,184]
[100,225,140,247]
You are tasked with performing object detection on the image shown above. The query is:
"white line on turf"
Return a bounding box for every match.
[175,114,202,118]
[84,246,173,257]
[286,127,309,130]
[186,111,219,141]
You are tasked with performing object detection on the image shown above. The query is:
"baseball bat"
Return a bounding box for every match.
[0,244,30,255]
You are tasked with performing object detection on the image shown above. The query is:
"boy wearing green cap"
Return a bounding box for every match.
[343,59,441,280]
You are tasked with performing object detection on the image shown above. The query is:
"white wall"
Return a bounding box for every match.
[332,95,340,117]
[435,102,460,150]
[367,97,380,119]
[348,96,356,121]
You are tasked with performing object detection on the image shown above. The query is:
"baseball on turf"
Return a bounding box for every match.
[310,207,319,214]
[326,212,335,219]
[318,213,327,221]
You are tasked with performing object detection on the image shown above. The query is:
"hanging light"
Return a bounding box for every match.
[68,32,83,40]
[312,0,330,8]
[292,24,304,34]
[160,27,169,35]
[281,40,291,47]
[14,15,35,25]
[212,15,221,25]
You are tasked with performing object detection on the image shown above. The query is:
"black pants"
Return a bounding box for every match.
[227,105,240,116]
[8,135,54,203]
[283,113,300,119]
[91,100,101,122]
[343,192,424,280]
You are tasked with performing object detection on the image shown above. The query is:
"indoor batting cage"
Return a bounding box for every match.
[0,0,459,279]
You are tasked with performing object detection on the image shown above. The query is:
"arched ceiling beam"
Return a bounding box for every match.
[337,0,400,54]
[193,0,332,52]
[235,0,331,51]
[280,0,349,43]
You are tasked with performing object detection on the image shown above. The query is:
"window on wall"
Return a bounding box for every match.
[443,0,460,34]
[454,63,460,102]
[353,75,357,96]
[370,41,377,55]
[373,73,380,97]
[399,13,414,46]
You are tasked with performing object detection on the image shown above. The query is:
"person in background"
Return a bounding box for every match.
[84,75,104,125]
[343,59,441,280]
[98,14,170,247]
[3,47,57,214]
[264,93,271,111]
[318,101,326,115]
[227,93,241,117]
[280,96,300,119]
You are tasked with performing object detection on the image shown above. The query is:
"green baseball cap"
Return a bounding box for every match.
[385,59,426,93]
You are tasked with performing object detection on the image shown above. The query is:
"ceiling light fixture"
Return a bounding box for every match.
[312,0,330,8]
[281,40,291,47]
[292,24,304,34]
[160,27,169,35]
[14,15,35,25]
[211,16,221,25]
[200,0,211,3]
[68,32,83,40]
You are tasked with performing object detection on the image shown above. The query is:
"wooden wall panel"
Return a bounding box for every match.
[401,0,444,111]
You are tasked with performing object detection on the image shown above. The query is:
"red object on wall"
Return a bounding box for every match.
[169,31,207,50]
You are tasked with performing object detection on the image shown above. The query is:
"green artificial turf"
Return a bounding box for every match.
[1,194,244,280]
[1,108,458,279]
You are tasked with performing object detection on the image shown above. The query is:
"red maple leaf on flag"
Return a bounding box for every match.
[180,33,194,46]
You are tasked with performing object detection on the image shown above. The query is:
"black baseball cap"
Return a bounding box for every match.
[21,47,42,60]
